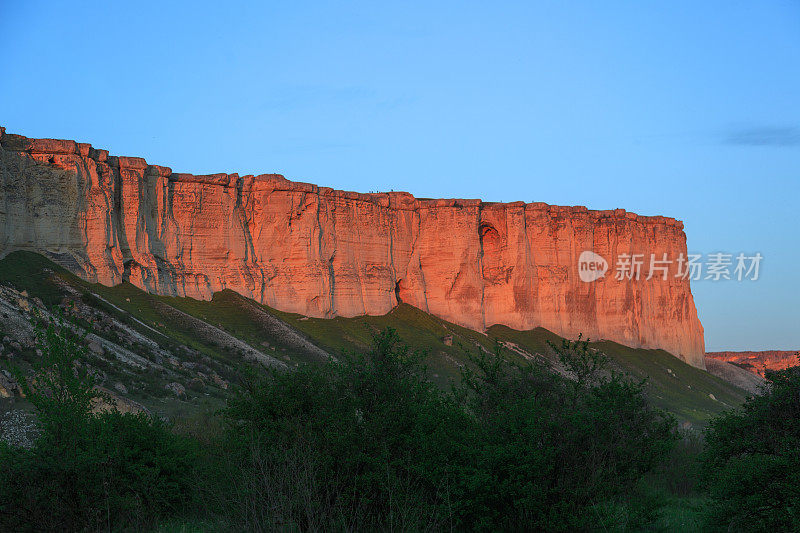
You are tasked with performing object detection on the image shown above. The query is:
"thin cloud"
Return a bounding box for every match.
[724,126,800,147]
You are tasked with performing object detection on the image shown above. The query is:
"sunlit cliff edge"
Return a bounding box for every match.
[0,127,705,368]
[707,351,799,377]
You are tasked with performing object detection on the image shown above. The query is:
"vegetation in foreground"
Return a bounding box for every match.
[701,362,800,530]
[0,312,795,531]
[0,314,199,531]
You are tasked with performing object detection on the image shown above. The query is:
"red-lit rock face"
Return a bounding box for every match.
[706,351,799,377]
[0,128,706,367]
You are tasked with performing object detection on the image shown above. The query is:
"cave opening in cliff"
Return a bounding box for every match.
[479,222,505,282]
[395,279,403,304]
[478,222,501,249]
[478,222,498,238]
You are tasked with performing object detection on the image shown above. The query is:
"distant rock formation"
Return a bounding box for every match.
[706,351,800,377]
[0,127,706,367]
[703,357,765,395]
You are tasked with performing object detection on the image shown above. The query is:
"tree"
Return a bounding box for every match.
[455,337,676,530]
[12,311,99,446]
[701,362,800,531]
[0,311,198,532]
[221,330,678,530]
[222,327,468,530]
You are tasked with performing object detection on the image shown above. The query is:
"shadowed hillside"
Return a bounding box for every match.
[0,251,748,426]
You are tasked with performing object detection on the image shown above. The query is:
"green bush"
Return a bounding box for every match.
[218,330,676,531]
[0,313,199,532]
[219,327,468,530]
[0,411,199,531]
[453,338,676,530]
[701,363,800,531]
[0,318,680,531]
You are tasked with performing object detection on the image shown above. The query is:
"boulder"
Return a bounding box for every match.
[165,382,186,397]
[87,340,104,355]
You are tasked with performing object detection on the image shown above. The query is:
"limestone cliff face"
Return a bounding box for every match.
[706,351,799,377]
[0,128,706,367]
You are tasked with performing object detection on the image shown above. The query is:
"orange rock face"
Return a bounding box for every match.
[0,128,706,367]
[706,351,799,377]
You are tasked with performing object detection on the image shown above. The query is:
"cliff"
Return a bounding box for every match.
[0,127,706,367]
[706,351,799,377]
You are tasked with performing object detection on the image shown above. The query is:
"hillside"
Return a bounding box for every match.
[0,251,747,430]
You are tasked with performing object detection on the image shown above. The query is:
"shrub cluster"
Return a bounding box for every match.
[701,363,800,531]
[0,315,198,531]
[0,318,679,531]
[215,331,676,531]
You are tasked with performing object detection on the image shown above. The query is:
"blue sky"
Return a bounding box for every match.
[1,1,798,351]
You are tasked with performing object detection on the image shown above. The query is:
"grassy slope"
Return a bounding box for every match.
[270,303,500,384]
[281,308,749,426]
[492,325,747,424]
[0,251,748,425]
[0,252,322,366]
